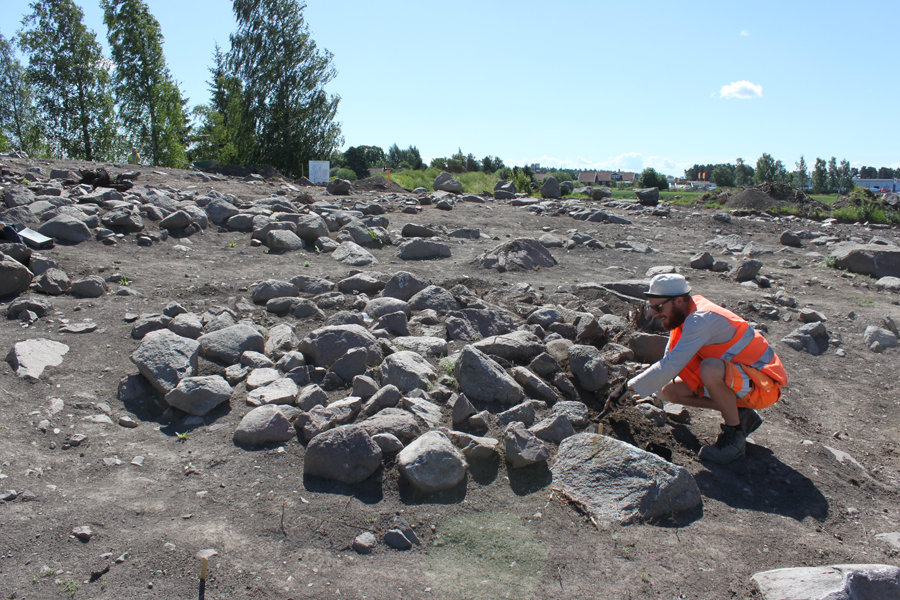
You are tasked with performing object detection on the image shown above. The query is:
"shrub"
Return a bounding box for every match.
[331,167,356,181]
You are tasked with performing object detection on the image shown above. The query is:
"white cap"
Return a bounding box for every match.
[646,273,691,298]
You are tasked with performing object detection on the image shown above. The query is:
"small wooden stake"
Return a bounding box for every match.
[200,557,208,581]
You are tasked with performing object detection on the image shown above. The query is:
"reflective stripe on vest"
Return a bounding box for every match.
[668,295,787,386]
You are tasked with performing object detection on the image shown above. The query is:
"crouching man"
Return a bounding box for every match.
[624,274,787,463]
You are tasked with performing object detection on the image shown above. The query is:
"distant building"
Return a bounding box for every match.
[577,170,637,187]
[852,177,897,192]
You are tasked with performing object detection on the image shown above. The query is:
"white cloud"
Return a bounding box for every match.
[720,80,763,99]
[740,30,750,36]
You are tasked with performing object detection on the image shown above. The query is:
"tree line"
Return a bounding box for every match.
[0,0,341,178]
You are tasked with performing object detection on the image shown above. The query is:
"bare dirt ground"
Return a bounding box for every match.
[0,158,898,600]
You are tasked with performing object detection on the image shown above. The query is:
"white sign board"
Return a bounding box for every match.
[309,161,330,184]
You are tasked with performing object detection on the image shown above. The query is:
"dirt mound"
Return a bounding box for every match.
[353,176,410,193]
[725,182,825,211]
[208,164,287,180]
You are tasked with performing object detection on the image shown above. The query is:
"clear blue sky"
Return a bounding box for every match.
[2,0,898,177]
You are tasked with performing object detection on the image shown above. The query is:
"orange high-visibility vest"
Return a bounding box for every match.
[667,295,788,392]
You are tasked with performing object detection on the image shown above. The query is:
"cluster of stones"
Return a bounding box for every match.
[119,267,704,525]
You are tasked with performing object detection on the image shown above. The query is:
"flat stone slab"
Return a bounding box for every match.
[751,563,900,600]
[6,339,69,380]
[550,433,701,525]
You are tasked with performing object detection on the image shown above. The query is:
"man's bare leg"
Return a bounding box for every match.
[660,358,740,426]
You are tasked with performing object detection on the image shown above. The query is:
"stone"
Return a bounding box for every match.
[198,324,265,365]
[450,393,477,426]
[72,526,93,541]
[443,430,500,460]
[799,308,826,323]
[164,375,232,416]
[168,313,203,339]
[511,366,560,403]
[333,241,377,266]
[131,314,171,339]
[876,276,900,292]
[329,347,369,381]
[391,336,447,356]
[303,425,382,484]
[473,238,558,272]
[298,324,383,368]
[635,187,660,206]
[567,344,609,392]
[275,351,307,372]
[504,422,550,468]
[551,433,702,525]
[264,323,299,360]
[358,407,422,443]
[251,279,298,303]
[38,214,92,243]
[204,199,239,224]
[830,243,900,278]
[732,259,763,282]
[292,299,325,319]
[690,251,714,270]
[540,177,560,199]
[373,311,411,336]
[381,351,435,393]
[337,273,385,295]
[159,210,192,230]
[408,285,459,312]
[455,345,524,405]
[751,564,900,600]
[296,384,328,411]
[372,433,403,453]
[32,267,71,295]
[397,238,451,260]
[290,274,335,295]
[245,367,281,390]
[628,332,668,363]
[864,326,898,353]
[247,377,299,406]
[4,185,35,208]
[267,229,305,251]
[382,271,429,301]
[433,172,462,193]
[353,532,377,554]
[352,375,379,398]
[529,413,575,444]
[401,223,436,237]
[294,214,330,242]
[780,231,803,247]
[70,276,107,298]
[551,400,590,428]
[364,296,410,319]
[6,296,51,318]
[398,431,467,493]
[472,330,544,362]
[0,256,33,297]
[233,404,295,445]
[131,331,199,394]
[6,339,69,380]
[326,178,352,195]
[445,308,517,342]
[400,395,443,428]
[782,322,829,356]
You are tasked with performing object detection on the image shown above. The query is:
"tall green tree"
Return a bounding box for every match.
[102,0,187,167]
[734,158,753,186]
[754,153,777,184]
[826,157,839,194]
[0,30,43,155]
[229,0,342,178]
[838,159,853,194]
[794,155,809,189]
[18,0,119,160]
[812,158,828,193]
[711,164,735,187]
[191,44,249,164]
[637,167,669,190]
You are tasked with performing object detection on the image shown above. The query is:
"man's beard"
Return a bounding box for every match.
[663,308,687,331]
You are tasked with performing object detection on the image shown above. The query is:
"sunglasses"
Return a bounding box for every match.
[648,297,675,313]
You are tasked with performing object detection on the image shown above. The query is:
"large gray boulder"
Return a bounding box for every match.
[264,323,299,359]
[473,238,558,272]
[290,274,335,295]
[294,214,330,242]
[4,185,35,208]
[398,431,468,493]
[732,259,763,282]
[130,330,199,394]
[70,276,107,298]
[6,338,69,380]
[397,238,451,260]
[380,351,436,393]
[363,297,410,319]
[303,425,382,484]
[782,321,829,356]
[267,229,305,251]
[445,308,517,342]
[864,325,899,353]
[38,214,91,243]
[455,345,524,405]
[205,199,239,224]
[164,375,233,416]
[326,178,352,195]
[0,256,33,297]
[333,241,377,266]
[830,243,900,278]
[251,279,298,303]
[32,268,70,295]
[539,177,560,199]
[382,271,428,301]
[504,421,550,468]
[472,330,544,362]
[233,405,297,445]
[551,433,702,525]
[751,564,900,600]
[247,377,299,406]
[298,324,383,368]
[433,172,462,193]
[635,187,660,206]
[198,324,266,365]
[408,285,459,312]
[567,344,610,392]
[358,407,421,443]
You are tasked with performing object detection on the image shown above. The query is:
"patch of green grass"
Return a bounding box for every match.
[40,566,56,578]
[58,578,78,596]
[175,431,188,442]
[439,357,454,376]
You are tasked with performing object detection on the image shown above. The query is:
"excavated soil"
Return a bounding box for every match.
[0,157,898,600]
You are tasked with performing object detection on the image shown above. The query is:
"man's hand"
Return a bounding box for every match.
[600,382,638,418]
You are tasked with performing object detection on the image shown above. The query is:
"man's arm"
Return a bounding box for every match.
[629,311,737,397]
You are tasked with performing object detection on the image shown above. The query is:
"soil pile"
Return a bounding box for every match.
[725,182,826,211]
[353,175,410,193]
